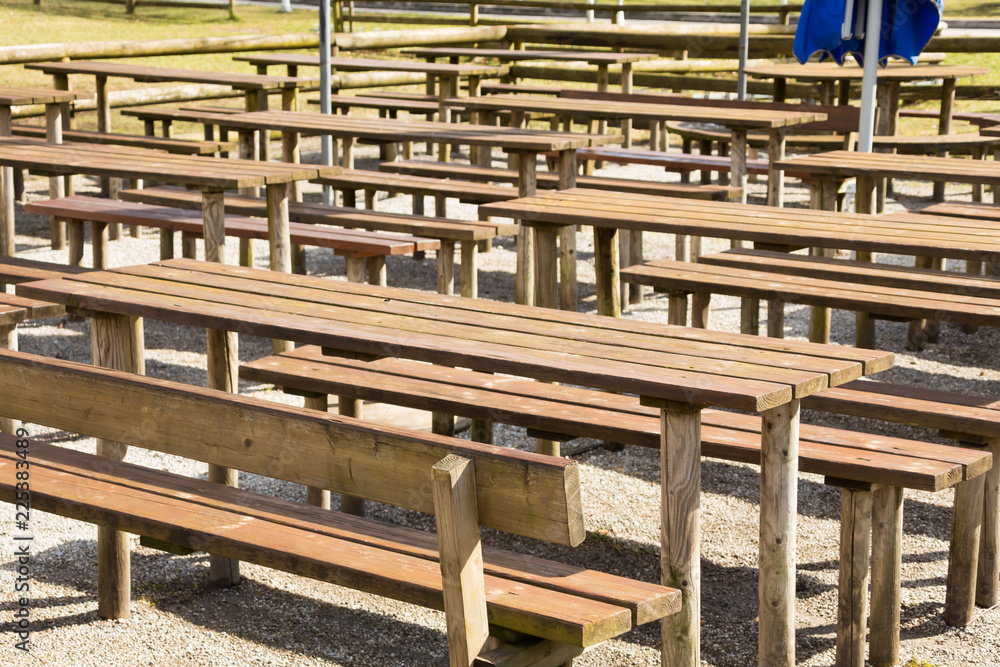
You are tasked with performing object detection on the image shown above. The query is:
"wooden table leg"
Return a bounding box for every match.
[869,486,903,667]
[92,312,145,619]
[52,72,75,200]
[759,399,800,667]
[976,439,1000,609]
[535,225,559,309]
[0,322,19,434]
[730,127,748,206]
[558,149,578,312]
[515,152,537,307]
[594,226,620,318]
[596,64,610,152]
[44,103,68,248]
[0,107,14,257]
[767,128,786,207]
[656,401,702,667]
[620,63,633,148]
[944,474,986,628]
[836,485,873,667]
[854,176,877,348]
[460,240,478,298]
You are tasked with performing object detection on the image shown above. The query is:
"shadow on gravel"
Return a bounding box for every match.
[17,541,450,665]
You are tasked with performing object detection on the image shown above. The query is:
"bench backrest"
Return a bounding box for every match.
[0,348,584,546]
[558,89,862,133]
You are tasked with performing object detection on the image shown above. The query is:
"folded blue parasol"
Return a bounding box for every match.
[793,0,944,66]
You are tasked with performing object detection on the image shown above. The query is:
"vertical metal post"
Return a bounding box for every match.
[738,0,750,100]
[857,0,884,153]
[320,0,335,205]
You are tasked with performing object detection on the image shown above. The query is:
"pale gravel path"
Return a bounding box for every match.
[2,136,1000,667]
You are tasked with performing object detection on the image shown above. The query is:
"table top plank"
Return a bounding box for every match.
[775,150,1000,185]
[480,188,1000,261]
[0,86,89,106]
[0,137,335,188]
[403,47,660,65]
[24,60,314,90]
[446,94,828,129]
[17,259,891,411]
[746,63,988,82]
[234,53,509,77]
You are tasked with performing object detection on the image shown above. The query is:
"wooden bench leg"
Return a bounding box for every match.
[92,221,109,271]
[0,322,19,435]
[345,255,365,284]
[365,256,386,286]
[206,325,241,587]
[559,226,577,312]
[67,220,85,267]
[470,419,493,445]
[433,455,490,666]
[92,313,145,618]
[667,292,688,326]
[460,240,478,299]
[594,227,620,318]
[809,248,834,344]
[691,292,711,329]
[303,393,332,510]
[628,230,643,306]
[535,227,559,310]
[239,238,254,269]
[535,437,560,457]
[836,486,874,667]
[740,297,759,335]
[944,475,986,627]
[619,229,631,307]
[438,240,456,296]
[977,439,1000,608]
[766,299,785,338]
[159,229,175,262]
[338,395,367,517]
[181,231,197,260]
[854,248,877,349]
[869,485,903,667]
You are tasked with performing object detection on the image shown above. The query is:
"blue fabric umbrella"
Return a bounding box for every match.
[794,0,944,66]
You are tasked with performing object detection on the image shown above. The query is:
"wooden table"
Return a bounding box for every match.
[0,87,90,253]
[446,93,826,204]
[17,256,893,667]
[164,107,622,309]
[0,137,337,274]
[405,47,659,146]
[233,53,508,123]
[482,187,1000,319]
[745,63,988,137]
[23,60,316,161]
[775,150,1000,213]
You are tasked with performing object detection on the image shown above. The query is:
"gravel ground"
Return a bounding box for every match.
[2,135,1000,667]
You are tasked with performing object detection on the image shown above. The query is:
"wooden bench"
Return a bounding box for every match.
[23,196,439,284]
[620,248,1000,351]
[240,343,993,665]
[10,124,235,156]
[0,347,680,664]
[117,187,517,298]
[379,159,743,201]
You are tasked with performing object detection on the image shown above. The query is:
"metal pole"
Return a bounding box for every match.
[857,0,883,153]
[319,0,334,205]
[279,0,292,12]
[737,0,750,100]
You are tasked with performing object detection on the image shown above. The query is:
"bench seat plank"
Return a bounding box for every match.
[9,436,676,626]
[118,187,517,242]
[0,293,65,320]
[0,256,92,283]
[380,160,742,201]
[240,346,985,491]
[25,196,439,256]
[0,440,636,647]
[11,124,235,155]
[0,302,26,326]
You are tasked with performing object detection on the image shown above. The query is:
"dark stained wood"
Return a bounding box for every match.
[25,60,314,90]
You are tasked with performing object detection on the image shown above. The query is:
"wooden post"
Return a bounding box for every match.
[658,401,702,667]
[93,222,109,270]
[266,180,293,360]
[460,240,478,299]
[366,256,387,287]
[836,486,873,667]
[558,149,578,312]
[0,107,13,257]
[620,63,634,149]
[206,324,241,586]
[854,177,877,348]
[535,226,559,309]
[45,104,67,249]
[759,399,800,667]
[730,128,748,205]
[667,293,688,326]
[303,394,332,510]
[767,128,786,207]
[594,227,620,317]
[944,475,986,627]
[438,240,456,296]
[337,394,367,517]
[766,298,784,338]
[869,485,903,667]
[933,78,957,202]
[515,153,536,306]
[433,455,490,666]
[0,323,19,434]
[92,313,144,619]
[628,229,643,306]
[201,189,226,264]
[691,292,711,329]
[977,439,1000,608]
